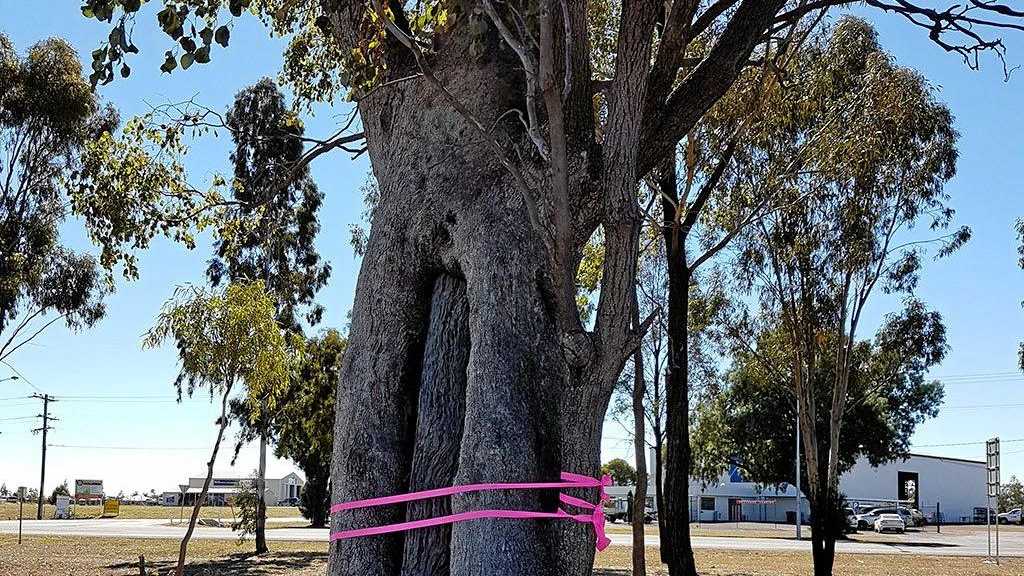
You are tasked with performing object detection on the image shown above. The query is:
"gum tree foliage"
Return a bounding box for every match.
[210,77,330,555]
[692,304,947,494]
[0,35,115,363]
[143,280,287,576]
[1000,476,1024,514]
[600,457,636,486]
[75,2,1024,576]
[727,21,967,576]
[207,78,330,332]
[275,329,347,528]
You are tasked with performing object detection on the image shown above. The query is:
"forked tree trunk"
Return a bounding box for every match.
[329,53,574,576]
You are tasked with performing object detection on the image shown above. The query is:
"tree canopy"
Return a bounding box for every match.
[601,457,637,486]
[0,35,115,363]
[693,302,947,486]
[207,78,330,331]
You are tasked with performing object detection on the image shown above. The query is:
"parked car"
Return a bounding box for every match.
[998,508,1022,525]
[855,508,883,530]
[906,508,926,527]
[868,506,917,528]
[278,497,300,507]
[874,513,906,534]
[843,507,858,533]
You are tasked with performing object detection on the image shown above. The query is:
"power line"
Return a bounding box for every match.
[912,438,1024,448]
[0,361,43,394]
[0,415,39,422]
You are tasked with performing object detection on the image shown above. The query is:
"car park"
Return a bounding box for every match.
[874,513,906,534]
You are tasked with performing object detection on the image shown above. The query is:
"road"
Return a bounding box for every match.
[2,518,1022,557]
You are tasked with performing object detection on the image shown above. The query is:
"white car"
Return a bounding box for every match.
[874,513,905,533]
[998,508,1022,525]
[855,508,882,530]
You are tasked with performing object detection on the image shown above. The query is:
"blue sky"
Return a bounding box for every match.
[0,3,1021,497]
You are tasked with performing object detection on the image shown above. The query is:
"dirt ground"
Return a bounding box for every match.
[4,534,1024,576]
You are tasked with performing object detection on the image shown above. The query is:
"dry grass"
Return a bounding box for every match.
[595,547,1024,576]
[0,534,327,576]
[3,534,1022,576]
[0,503,301,521]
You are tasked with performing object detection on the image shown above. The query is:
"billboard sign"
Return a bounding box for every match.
[75,479,103,499]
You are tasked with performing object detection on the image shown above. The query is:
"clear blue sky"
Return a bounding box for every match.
[0,3,1021,497]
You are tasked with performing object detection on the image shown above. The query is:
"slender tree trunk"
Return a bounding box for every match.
[402,275,471,576]
[175,382,233,576]
[255,433,268,554]
[809,486,838,576]
[631,291,648,576]
[660,157,697,576]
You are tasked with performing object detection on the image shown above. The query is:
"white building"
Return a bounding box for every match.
[611,450,987,524]
[161,472,305,506]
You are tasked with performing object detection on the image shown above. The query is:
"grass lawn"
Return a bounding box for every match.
[0,503,301,521]
[2,534,1022,576]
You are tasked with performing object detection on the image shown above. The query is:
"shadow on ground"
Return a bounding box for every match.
[107,551,327,575]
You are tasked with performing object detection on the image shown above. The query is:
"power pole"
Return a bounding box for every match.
[31,394,57,520]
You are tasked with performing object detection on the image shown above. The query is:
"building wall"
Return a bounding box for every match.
[840,454,986,524]
[620,451,982,524]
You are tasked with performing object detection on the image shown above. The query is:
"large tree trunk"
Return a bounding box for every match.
[331,50,575,575]
[449,223,565,576]
[402,275,471,576]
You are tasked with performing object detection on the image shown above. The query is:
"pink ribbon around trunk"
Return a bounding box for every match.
[329,472,613,551]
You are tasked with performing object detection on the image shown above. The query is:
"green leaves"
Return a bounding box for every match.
[0,34,110,360]
[215,25,230,47]
[160,51,177,73]
[143,281,289,412]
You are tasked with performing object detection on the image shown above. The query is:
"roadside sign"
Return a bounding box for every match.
[55,495,72,519]
[102,497,120,517]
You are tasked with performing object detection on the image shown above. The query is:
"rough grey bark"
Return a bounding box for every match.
[402,275,471,576]
[449,212,565,576]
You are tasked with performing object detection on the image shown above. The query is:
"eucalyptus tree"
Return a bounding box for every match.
[73,2,1024,575]
[209,77,330,555]
[0,34,116,364]
[143,280,287,576]
[273,328,347,529]
[726,20,967,575]
[692,303,947,506]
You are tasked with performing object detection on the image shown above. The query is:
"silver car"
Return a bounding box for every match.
[874,513,905,534]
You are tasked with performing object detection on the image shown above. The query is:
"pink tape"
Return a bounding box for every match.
[330,472,612,551]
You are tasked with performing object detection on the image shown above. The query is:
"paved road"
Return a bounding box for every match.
[2,518,1022,557]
